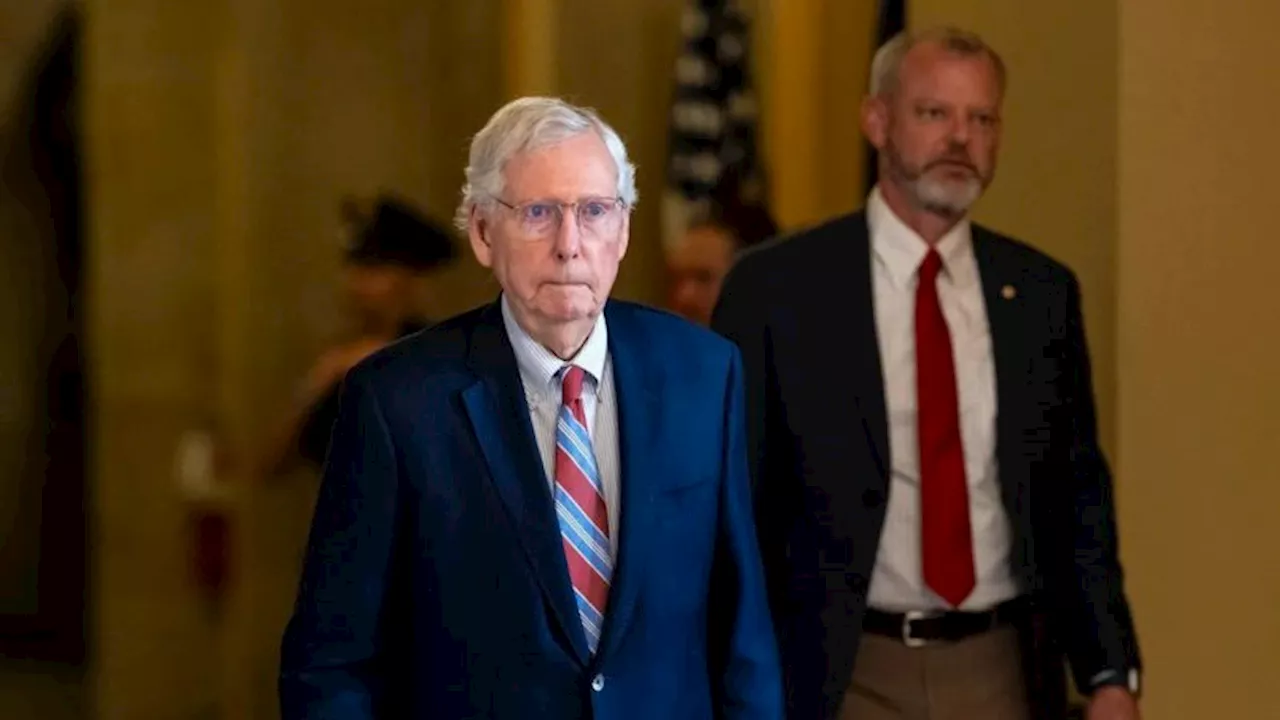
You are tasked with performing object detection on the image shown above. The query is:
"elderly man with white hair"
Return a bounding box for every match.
[279,96,783,720]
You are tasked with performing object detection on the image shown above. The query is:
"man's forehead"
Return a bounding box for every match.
[895,47,1003,104]
[670,227,734,263]
[909,43,996,76]
[503,133,618,198]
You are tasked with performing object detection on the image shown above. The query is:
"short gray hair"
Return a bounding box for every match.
[454,96,638,231]
[869,26,1006,98]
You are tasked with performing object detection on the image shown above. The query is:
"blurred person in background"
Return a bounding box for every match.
[665,178,778,326]
[261,195,457,475]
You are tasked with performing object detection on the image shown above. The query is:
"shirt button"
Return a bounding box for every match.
[591,674,605,692]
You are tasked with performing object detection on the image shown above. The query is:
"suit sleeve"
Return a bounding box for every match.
[711,258,790,628]
[708,347,785,719]
[712,258,771,499]
[1060,275,1142,691]
[279,367,401,719]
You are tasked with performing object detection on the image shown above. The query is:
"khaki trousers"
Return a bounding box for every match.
[838,625,1031,720]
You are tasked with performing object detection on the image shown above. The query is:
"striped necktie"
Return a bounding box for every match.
[554,364,611,652]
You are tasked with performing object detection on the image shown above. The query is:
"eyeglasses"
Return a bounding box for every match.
[493,196,628,240]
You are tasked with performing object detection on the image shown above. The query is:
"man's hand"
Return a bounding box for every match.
[1087,686,1140,720]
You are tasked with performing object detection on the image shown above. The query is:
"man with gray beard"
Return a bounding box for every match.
[712,27,1142,720]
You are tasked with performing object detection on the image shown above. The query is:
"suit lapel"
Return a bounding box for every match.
[460,301,590,664]
[844,216,892,482]
[593,303,661,663]
[972,230,1031,528]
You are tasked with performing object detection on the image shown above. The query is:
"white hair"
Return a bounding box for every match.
[454,96,638,231]
[869,26,1007,98]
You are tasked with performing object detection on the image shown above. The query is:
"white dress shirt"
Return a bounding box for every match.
[865,187,1019,612]
[501,296,621,560]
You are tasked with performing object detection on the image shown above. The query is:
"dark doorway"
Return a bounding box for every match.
[0,4,87,667]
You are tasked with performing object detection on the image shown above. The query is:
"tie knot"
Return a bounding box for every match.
[919,249,944,284]
[560,365,586,405]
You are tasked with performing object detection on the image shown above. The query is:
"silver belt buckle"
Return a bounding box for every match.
[901,610,930,648]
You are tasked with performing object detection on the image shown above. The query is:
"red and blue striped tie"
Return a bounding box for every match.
[554,365,611,652]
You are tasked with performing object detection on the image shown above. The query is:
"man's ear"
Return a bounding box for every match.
[861,94,890,151]
[467,205,494,268]
[614,211,630,261]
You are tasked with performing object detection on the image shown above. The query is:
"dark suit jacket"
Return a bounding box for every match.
[711,212,1141,720]
[279,299,783,719]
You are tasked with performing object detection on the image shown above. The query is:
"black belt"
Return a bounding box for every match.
[863,598,1028,648]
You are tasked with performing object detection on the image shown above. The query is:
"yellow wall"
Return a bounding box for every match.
[1117,1,1280,716]
[758,0,875,231]
[85,0,230,714]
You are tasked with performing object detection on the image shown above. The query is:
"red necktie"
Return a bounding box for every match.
[916,250,976,607]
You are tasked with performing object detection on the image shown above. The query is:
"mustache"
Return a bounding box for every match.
[925,155,978,173]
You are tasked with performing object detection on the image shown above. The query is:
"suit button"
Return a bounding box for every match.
[591,674,605,692]
[846,574,868,593]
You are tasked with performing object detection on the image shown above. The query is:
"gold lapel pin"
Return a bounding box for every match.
[1001,284,1017,300]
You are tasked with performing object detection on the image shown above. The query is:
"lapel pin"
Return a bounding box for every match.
[1001,284,1017,300]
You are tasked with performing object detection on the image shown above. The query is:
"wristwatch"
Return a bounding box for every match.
[1089,668,1141,698]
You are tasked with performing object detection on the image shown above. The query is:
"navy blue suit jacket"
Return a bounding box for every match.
[279,299,783,719]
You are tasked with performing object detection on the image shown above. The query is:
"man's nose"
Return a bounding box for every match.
[948,116,973,146]
[551,207,582,259]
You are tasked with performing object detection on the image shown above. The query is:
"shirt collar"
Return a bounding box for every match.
[866,185,976,291]
[501,294,609,397]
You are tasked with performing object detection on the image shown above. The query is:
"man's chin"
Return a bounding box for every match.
[916,179,983,215]
[536,295,600,324]
[540,282,592,299]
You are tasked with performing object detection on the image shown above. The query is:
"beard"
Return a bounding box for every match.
[884,139,988,216]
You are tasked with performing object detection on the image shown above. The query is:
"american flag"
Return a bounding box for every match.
[662,0,764,250]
